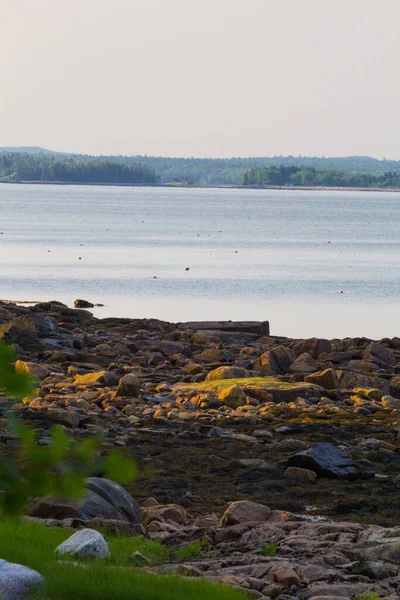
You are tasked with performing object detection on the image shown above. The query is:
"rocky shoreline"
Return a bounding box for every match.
[3,299,400,598]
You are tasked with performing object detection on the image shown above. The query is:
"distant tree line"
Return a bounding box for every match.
[240,165,400,188]
[0,154,157,184]
[2,150,400,187]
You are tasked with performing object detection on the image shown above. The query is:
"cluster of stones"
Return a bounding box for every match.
[2,300,400,597]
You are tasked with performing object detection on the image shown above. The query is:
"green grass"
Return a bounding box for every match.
[0,520,250,600]
[175,538,208,561]
[259,543,278,556]
[354,594,381,600]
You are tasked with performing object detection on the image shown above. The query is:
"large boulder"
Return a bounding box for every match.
[56,528,109,559]
[292,338,331,359]
[0,324,43,353]
[287,442,375,481]
[305,368,338,390]
[205,366,249,382]
[115,373,141,398]
[29,478,142,524]
[74,299,94,308]
[220,501,271,527]
[0,560,44,600]
[218,385,246,408]
[337,370,391,395]
[363,341,396,368]
[267,346,296,374]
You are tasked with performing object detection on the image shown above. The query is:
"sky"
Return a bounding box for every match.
[1,0,400,158]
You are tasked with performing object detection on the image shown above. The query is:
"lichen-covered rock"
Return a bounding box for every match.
[205,366,249,382]
[305,368,338,390]
[73,371,119,386]
[218,385,246,408]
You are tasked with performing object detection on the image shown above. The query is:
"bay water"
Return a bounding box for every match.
[0,183,399,339]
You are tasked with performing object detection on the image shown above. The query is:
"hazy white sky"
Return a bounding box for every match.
[1,0,400,158]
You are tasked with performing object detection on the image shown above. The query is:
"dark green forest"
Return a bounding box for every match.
[2,149,400,186]
[0,154,157,184]
[239,165,400,188]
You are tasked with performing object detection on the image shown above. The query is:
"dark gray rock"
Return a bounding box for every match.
[287,442,375,480]
[363,341,396,368]
[28,478,142,524]
[74,299,95,308]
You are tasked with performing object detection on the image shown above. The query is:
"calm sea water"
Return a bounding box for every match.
[0,183,399,339]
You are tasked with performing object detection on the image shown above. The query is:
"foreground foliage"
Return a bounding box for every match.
[0,521,249,600]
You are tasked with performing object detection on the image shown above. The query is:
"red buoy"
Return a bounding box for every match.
[78,257,82,260]
[153,276,157,279]
[185,267,190,271]
[48,250,50,252]
[340,290,344,294]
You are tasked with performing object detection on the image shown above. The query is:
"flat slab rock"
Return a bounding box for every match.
[177,320,270,335]
[287,442,375,481]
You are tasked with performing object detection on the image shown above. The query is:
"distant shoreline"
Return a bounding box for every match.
[2,180,400,193]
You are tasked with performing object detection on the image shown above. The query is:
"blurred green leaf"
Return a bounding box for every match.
[0,342,34,398]
[103,450,137,485]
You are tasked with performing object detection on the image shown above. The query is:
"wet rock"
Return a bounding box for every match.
[220,501,271,527]
[287,442,375,480]
[74,299,94,309]
[56,528,109,559]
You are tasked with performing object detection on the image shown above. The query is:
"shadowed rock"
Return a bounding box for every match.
[287,442,375,480]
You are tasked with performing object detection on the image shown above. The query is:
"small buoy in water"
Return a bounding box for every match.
[234,250,238,253]
[106,228,109,231]
[153,276,157,279]
[80,244,83,246]
[0,232,3,235]
[185,267,190,271]
[197,233,200,236]
[78,257,82,260]
[47,250,50,253]
[340,290,344,294]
